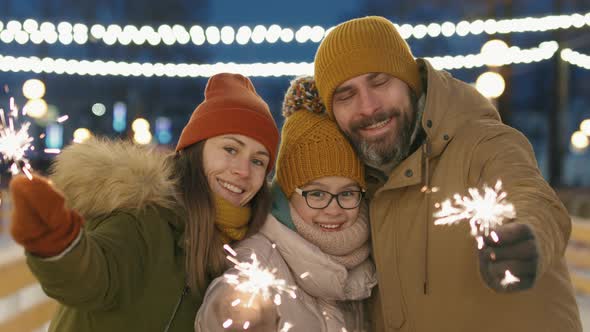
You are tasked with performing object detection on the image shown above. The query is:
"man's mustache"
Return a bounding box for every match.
[350,109,401,132]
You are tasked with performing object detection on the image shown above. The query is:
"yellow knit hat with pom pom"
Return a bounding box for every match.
[276,76,365,198]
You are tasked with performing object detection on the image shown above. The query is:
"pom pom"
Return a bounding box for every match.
[282,76,326,117]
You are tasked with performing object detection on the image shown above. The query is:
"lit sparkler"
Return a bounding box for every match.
[0,98,34,179]
[223,244,297,308]
[433,180,515,237]
[433,180,520,288]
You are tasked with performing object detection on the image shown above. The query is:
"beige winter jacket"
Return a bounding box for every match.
[367,59,581,331]
[195,214,377,331]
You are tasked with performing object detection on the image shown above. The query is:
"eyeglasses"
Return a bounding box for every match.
[295,188,365,210]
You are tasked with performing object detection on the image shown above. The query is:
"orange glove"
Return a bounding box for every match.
[9,174,84,257]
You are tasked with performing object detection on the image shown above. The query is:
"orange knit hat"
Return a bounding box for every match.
[176,73,279,172]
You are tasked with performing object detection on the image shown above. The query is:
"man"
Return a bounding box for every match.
[314,16,581,331]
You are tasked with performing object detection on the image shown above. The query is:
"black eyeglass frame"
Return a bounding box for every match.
[294,187,365,210]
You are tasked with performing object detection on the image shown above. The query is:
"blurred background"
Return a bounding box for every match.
[0,0,589,331]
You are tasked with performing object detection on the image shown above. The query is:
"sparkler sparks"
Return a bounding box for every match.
[279,322,293,332]
[220,244,298,329]
[44,148,61,154]
[0,100,34,179]
[500,270,521,287]
[433,180,521,288]
[433,180,516,237]
[223,244,297,308]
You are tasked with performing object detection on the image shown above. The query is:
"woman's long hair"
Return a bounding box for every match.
[172,141,272,294]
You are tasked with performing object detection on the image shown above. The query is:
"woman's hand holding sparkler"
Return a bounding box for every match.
[478,223,539,292]
[9,174,84,257]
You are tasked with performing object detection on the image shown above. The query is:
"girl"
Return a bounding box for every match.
[8,73,279,332]
[195,76,377,332]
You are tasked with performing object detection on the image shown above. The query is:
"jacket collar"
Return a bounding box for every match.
[270,179,297,231]
[368,147,424,194]
[50,137,178,220]
[419,59,500,157]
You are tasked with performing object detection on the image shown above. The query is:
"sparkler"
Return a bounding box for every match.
[0,98,34,179]
[223,244,297,308]
[433,180,515,238]
[0,90,67,181]
[220,244,298,330]
[433,180,520,287]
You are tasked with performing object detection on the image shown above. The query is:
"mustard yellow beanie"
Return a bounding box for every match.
[276,76,365,198]
[314,16,422,116]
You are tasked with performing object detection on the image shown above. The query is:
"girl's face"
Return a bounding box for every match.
[203,134,270,207]
[290,176,362,232]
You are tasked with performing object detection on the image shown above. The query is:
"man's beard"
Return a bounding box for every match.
[344,105,417,168]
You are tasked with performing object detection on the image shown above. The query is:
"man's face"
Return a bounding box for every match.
[332,73,417,167]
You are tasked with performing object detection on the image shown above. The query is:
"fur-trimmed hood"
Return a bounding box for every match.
[49,137,178,220]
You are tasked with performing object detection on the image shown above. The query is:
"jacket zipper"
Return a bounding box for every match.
[163,284,190,332]
[423,141,432,295]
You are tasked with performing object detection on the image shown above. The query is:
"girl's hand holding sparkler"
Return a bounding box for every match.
[478,223,539,292]
[9,174,84,257]
[215,245,294,331]
[211,285,279,331]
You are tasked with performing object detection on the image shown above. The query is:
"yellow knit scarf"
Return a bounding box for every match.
[214,195,251,244]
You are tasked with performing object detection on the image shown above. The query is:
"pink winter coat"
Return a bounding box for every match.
[195,214,377,332]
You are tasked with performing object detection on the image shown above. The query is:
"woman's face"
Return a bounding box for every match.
[290,176,362,232]
[203,134,270,207]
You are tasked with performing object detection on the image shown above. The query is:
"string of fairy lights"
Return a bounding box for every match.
[0,10,588,151]
[0,10,587,77]
[0,41,586,78]
[0,11,589,47]
[561,48,590,69]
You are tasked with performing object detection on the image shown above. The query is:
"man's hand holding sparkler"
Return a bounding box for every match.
[434,180,542,293]
[9,174,84,257]
[478,223,539,292]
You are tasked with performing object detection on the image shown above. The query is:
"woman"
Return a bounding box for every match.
[8,73,279,332]
[195,76,377,332]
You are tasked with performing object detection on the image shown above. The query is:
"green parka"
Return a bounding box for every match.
[26,138,201,332]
